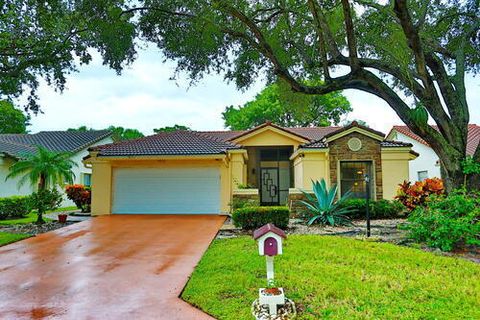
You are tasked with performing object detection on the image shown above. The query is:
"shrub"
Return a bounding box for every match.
[0,195,32,219]
[31,188,63,223]
[337,199,405,220]
[65,184,91,212]
[230,197,260,212]
[405,191,480,251]
[232,206,290,230]
[396,178,444,211]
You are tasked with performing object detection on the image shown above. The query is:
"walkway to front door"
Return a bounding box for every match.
[0,215,225,320]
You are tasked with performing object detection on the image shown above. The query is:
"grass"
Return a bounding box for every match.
[0,232,30,246]
[0,206,77,225]
[182,235,480,319]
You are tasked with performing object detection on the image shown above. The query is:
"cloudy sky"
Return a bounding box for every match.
[29,46,480,135]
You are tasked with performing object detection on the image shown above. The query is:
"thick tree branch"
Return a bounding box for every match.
[341,0,359,70]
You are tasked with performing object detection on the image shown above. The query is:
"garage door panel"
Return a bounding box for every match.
[112,167,220,214]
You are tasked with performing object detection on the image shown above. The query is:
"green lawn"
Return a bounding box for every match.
[0,232,30,246]
[182,235,480,319]
[0,206,77,225]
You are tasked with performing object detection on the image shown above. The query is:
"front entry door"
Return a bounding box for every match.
[260,168,279,205]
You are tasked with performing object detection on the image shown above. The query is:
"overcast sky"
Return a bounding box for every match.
[28,46,480,135]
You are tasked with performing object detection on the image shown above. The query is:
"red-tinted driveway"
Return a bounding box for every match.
[0,215,225,320]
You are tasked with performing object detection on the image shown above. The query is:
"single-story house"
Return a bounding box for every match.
[387,124,480,182]
[85,122,418,216]
[0,130,113,206]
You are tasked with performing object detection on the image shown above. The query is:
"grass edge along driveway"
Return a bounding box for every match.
[182,235,480,320]
[0,232,30,246]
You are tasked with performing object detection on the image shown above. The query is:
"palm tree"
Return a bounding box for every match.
[6,146,77,223]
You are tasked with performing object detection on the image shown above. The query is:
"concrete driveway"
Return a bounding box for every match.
[0,215,225,320]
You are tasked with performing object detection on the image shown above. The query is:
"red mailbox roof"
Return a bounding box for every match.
[253,224,287,240]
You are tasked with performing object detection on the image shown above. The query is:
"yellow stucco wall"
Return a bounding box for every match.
[381,149,412,199]
[90,161,112,216]
[89,157,231,215]
[293,151,330,190]
[230,152,246,189]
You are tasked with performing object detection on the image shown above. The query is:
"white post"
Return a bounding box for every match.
[266,256,274,282]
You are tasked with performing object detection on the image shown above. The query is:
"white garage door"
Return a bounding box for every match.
[112,167,221,214]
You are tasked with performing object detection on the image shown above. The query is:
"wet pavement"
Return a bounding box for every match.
[0,215,225,319]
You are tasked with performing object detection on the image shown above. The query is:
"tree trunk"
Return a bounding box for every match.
[38,174,46,191]
[440,161,466,193]
[36,211,45,224]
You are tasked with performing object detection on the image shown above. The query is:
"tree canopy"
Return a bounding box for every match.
[0,0,136,112]
[0,100,29,133]
[153,124,191,133]
[67,125,144,141]
[223,82,350,130]
[125,0,479,190]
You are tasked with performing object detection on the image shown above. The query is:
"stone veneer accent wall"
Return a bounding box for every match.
[328,132,383,200]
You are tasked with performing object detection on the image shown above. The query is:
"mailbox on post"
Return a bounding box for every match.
[253,224,288,317]
[253,223,286,257]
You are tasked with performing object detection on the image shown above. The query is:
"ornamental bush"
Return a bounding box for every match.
[337,199,405,220]
[232,206,290,230]
[65,184,91,212]
[31,188,62,222]
[0,195,32,219]
[395,178,444,211]
[405,191,480,251]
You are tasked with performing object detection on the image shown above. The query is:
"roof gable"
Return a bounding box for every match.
[388,124,480,156]
[324,121,385,142]
[230,122,310,145]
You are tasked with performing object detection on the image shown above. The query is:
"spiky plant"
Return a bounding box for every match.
[300,179,354,226]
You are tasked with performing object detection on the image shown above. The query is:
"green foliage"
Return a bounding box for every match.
[182,236,480,320]
[338,198,406,220]
[30,188,63,223]
[1,0,136,112]
[223,83,351,130]
[232,206,289,230]
[405,191,480,251]
[67,125,144,141]
[0,196,32,220]
[0,100,29,133]
[153,124,191,133]
[462,156,480,175]
[300,179,353,226]
[0,232,30,247]
[229,197,259,212]
[6,146,77,190]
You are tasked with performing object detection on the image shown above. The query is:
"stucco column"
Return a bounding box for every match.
[229,152,247,189]
[91,161,112,216]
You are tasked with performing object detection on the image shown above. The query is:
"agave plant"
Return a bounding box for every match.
[300,179,354,226]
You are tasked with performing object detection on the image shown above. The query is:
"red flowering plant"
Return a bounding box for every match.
[65,184,91,213]
[395,178,444,211]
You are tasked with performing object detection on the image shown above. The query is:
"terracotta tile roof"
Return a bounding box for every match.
[91,122,418,157]
[390,124,480,156]
[0,130,112,159]
[91,130,241,157]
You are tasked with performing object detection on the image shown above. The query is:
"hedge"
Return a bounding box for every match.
[337,199,406,220]
[232,206,290,230]
[0,195,32,219]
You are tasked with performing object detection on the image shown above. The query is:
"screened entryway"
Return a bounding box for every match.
[257,147,293,205]
[340,161,374,199]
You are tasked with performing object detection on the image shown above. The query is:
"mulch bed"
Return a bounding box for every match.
[219,218,480,264]
[0,221,77,235]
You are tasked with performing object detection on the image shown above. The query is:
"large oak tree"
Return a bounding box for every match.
[127,0,479,191]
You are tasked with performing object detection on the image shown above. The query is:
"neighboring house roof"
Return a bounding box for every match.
[0,130,112,159]
[388,124,480,156]
[90,122,414,157]
[89,130,241,157]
